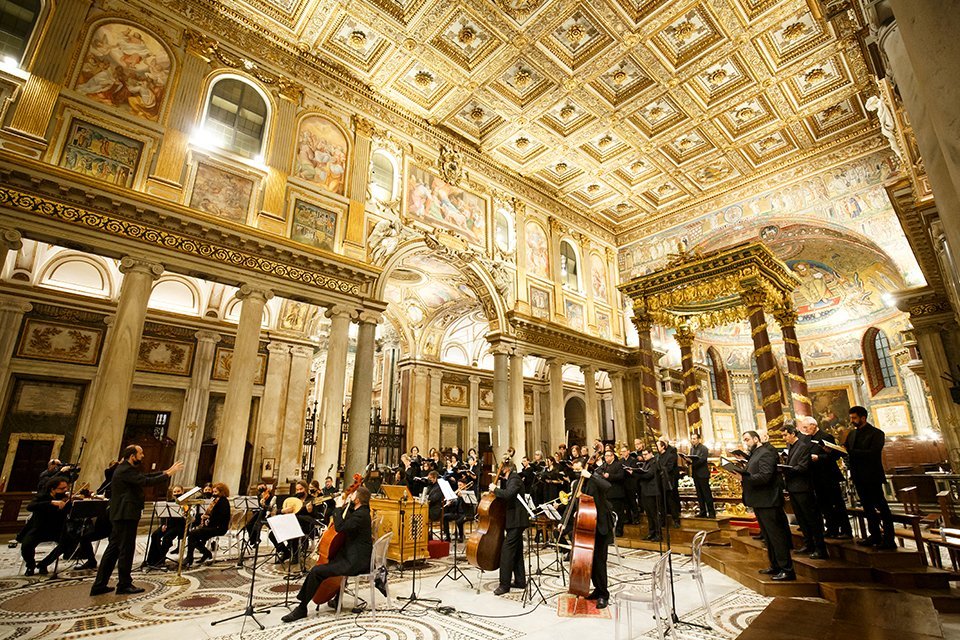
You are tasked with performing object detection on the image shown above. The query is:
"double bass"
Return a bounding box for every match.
[558,455,598,598]
[310,473,364,604]
[466,463,507,571]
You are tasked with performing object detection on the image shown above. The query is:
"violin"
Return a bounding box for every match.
[200,495,220,527]
[310,473,364,605]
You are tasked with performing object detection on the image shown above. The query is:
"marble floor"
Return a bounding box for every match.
[0,536,770,640]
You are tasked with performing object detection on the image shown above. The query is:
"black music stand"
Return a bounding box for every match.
[142,501,182,572]
[47,499,108,582]
[399,494,440,612]
[227,496,260,569]
[436,492,474,588]
[267,513,305,610]
[211,524,270,630]
[536,502,564,578]
[519,495,546,607]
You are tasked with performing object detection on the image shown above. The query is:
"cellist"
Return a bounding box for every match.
[282,485,373,623]
[568,456,614,609]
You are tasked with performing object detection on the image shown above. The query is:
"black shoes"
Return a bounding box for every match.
[493,585,510,596]
[511,581,526,589]
[585,590,599,600]
[877,541,897,550]
[856,537,880,547]
[326,596,339,610]
[596,596,608,609]
[78,560,98,571]
[24,566,35,577]
[809,551,828,560]
[90,585,115,596]
[282,604,308,623]
[758,567,778,575]
[796,545,815,554]
[771,571,796,581]
[116,585,145,595]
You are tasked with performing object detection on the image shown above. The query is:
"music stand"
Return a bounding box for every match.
[267,514,305,610]
[143,501,179,571]
[518,495,546,607]
[537,503,564,578]
[399,493,440,612]
[230,496,260,566]
[47,499,108,582]
[211,512,271,630]
[435,493,473,588]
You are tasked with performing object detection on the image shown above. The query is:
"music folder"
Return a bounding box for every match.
[720,457,749,476]
[814,439,848,455]
[437,478,458,502]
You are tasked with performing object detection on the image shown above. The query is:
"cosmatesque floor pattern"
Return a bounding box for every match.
[0,537,770,640]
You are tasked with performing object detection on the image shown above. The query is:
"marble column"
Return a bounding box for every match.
[344,312,379,481]
[699,378,716,443]
[609,372,628,444]
[913,322,960,470]
[732,373,757,435]
[381,343,397,420]
[740,287,784,434]
[467,375,480,450]
[901,361,934,433]
[0,295,30,399]
[174,330,221,486]
[547,358,566,449]
[315,305,354,479]
[406,365,430,450]
[1,229,22,271]
[255,341,292,479]
[774,305,812,417]
[279,344,313,483]
[581,364,600,445]
[510,349,526,460]
[214,285,273,493]
[632,313,662,438]
[79,257,163,488]
[674,326,704,435]
[428,369,443,448]
[491,343,510,460]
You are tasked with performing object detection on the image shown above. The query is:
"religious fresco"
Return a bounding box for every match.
[565,299,585,332]
[189,163,254,223]
[293,115,348,195]
[290,198,337,251]
[525,221,550,279]
[528,284,550,320]
[405,164,486,245]
[808,386,854,432]
[494,206,515,254]
[278,300,309,332]
[74,23,171,121]
[596,310,611,340]
[590,253,608,300]
[59,119,143,188]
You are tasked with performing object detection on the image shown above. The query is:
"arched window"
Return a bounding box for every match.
[863,327,898,394]
[560,240,580,290]
[706,350,718,399]
[706,347,731,405]
[494,207,516,254]
[202,77,269,158]
[369,151,395,201]
[0,0,40,63]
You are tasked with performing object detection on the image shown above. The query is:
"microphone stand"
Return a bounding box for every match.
[210,529,270,630]
[399,494,440,612]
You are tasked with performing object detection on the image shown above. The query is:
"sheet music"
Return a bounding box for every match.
[267,513,304,543]
[177,486,202,502]
[517,494,536,520]
[437,478,457,502]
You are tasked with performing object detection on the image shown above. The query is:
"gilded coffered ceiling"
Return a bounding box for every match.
[207,0,880,236]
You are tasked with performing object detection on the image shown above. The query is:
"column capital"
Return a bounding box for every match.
[772,304,798,328]
[428,368,444,380]
[290,344,315,359]
[510,347,526,359]
[631,313,652,333]
[545,356,565,367]
[739,286,766,309]
[267,340,292,355]
[0,294,31,314]
[355,310,382,325]
[119,256,164,279]
[236,284,274,302]
[489,341,512,356]
[608,371,624,381]
[1,228,22,251]
[580,363,596,375]
[674,325,696,348]
[194,329,222,344]
[468,375,482,384]
[325,304,356,321]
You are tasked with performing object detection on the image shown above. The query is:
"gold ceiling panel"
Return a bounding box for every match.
[206,0,884,233]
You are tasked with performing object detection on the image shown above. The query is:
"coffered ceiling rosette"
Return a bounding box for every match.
[213,0,880,235]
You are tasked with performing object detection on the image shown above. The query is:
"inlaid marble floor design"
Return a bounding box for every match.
[0,537,770,640]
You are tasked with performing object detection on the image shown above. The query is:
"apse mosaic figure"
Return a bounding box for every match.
[294,116,349,195]
[405,164,486,245]
[74,23,171,121]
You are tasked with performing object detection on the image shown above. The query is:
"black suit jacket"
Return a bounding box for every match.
[658,445,680,487]
[571,473,614,542]
[741,443,784,508]
[427,482,444,522]
[688,443,711,479]
[25,493,67,539]
[636,459,662,497]
[846,423,886,486]
[333,504,373,574]
[108,461,169,522]
[805,430,844,482]
[599,458,626,499]
[783,439,813,494]
[493,472,529,530]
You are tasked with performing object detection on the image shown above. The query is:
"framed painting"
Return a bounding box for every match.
[564,299,585,332]
[404,163,486,245]
[17,319,103,365]
[873,402,912,435]
[293,114,349,195]
[524,221,550,279]
[808,385,855,433]
[212,347,267,385]
[441,382,469,408]
[59,119,143,188]
[595,310,612,340]
[290,198,338,251]
[479,386,494,410]
[189,162,255,224]
[136,338,194,376]
[528,284,551,320]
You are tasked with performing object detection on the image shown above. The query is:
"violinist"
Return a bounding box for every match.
[568,458,614,609]
[490,461,528,596]
[244,483,273,546]
[146,485,186,568]
[21,476,71,576]
[282,486,373,623]
[185,482,231,567]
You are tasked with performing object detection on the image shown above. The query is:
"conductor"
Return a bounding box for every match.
[90,445,183,596]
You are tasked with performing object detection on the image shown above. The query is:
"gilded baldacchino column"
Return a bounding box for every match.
[632,312,662,439]
[741,287,785,432]
[774,302,812,417]
[674,325,703,435]
[214,285,273,492]
[79,257,164,488]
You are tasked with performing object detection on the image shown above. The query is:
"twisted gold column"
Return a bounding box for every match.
[774,305,811,417]
[675,325,702,436]
[741,288,785,433]
[632,313,661,439]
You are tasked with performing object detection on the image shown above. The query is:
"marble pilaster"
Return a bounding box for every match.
[315,305,354,479]
[174,330,220,486]
[467,375,480,451]
[344,312,379,480]
[279,344,313,483]
[581,364,600,445]
[0,295,30,400]
[610,371,628,444]
[913,322,960,470]
[509,349,526,460]
[492,343,510,460]
[732,373,757,435]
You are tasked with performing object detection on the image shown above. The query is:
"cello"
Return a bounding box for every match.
[310,473,364,604]
[466,462,507,571]
[557,455,598,598]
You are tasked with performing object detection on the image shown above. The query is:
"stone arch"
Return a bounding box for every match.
[36,250,116,298]
[372,237,510,335]
[564,395,587,446]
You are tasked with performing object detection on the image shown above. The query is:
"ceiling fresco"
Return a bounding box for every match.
[203,0,881,234]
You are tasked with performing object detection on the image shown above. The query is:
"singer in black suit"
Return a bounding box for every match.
[688,433,715,518]
[636,449,662,541]
[282,487,374,623]
[740,431,794,581]
[91,445,183,596]
[798,416,852,538]
[491,462,529,595]
[598,450,626,536]
[656,439,681,526]
[568,458,614,609]
[782,425,827,558]
[847,406,895,549]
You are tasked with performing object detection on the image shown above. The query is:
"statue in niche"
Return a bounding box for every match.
[865,93,903,164]
[368,218,413,263]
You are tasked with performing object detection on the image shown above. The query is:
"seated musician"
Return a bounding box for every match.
[21,476,70,576]
[186,482,231,566]
[146,485,185,568]
[281,486,374,623]
[244,483,274,546]
[269,481,316,562]
[443,479,468,543]
[425,471,444,529]
[567,458,614,609]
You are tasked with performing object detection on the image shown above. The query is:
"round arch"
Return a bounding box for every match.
[564,395,587,447]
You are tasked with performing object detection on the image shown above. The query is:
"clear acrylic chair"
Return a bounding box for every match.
[611,512,624,566]
[670,530,716,627]
[337,531,394,621]
[613,553,677,640]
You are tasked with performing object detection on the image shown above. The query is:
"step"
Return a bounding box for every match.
[735,597,837,640]
[873,566,958,590]
[616,536,691,554]
[819,582,960,615]
[792,554,874,583]
[829,540,925,569]
[702,547,821,598]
